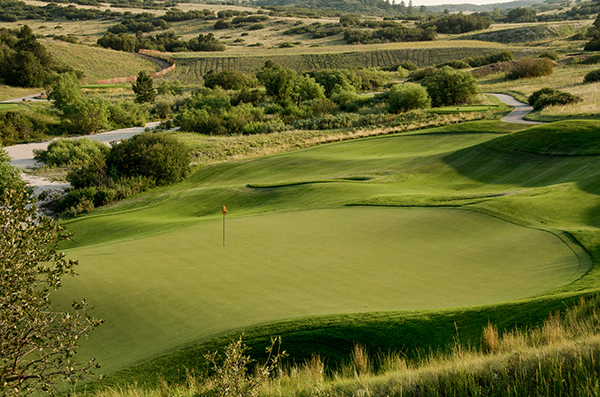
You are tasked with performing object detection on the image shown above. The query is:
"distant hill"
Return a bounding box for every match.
[425,0,544,13]
[252,0,546,15]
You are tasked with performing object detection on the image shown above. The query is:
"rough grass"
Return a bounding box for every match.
[494,120,600,155]
[0,85,45,101]
[459,21,590,43]
[55,119,600,388]
[478,62,600,120]
[43,41,160,84]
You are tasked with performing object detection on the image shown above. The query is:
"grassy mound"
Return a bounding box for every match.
[494,120,600,156]
[43,41,160,83]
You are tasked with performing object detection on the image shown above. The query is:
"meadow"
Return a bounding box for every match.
[54,119,600,390]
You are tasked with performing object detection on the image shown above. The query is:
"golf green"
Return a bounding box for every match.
[60,207,586,375]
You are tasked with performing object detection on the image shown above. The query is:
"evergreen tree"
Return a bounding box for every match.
[132,70,156,103]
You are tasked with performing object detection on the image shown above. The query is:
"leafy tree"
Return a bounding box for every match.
[387,83,431,113]
[584,14,600,51]
[312,69,361,97]
[46,72,82,110]
[157,79,183,95]
[106,132,190,185]
[293,74,325,101]
[203,70,258,90]
[421,66,478,107]
[257,64,297,102]
[421,14,491,34]
[62,98,110,135]
[506,7,537,22]
[0,150,102,395]
[132,70,156,103]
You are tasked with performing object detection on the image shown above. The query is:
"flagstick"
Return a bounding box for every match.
[223,211,226,247]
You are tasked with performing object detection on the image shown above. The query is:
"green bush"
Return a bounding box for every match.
[584,68,600,83]
[396,66,409,78]
[312,69,361,97]
[533,92,582,110]
[61,98,110,135]
[421,66,478,107]
[506,58,554,79]
[248,23,265,30]
[408,67,437,81]
[354,68,390,91]
[437,60,471,69]
[278,41,295,48]
[399,61,418,71]
[387,83,431,113]
[0,110,54,146]
[106,132,190,186]
[34,138,109,166]
[257,65,297,101]
[203,70,258,90]
[294,75,326,101]
[109,101,147,128]
[538,50,559,61]
[528,88,582,110]
[157,80,183,95]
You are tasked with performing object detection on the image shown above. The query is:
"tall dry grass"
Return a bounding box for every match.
[68,295,600,397]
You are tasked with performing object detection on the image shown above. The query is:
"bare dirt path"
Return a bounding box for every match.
[486,93,545,124]
[4,122,161,196]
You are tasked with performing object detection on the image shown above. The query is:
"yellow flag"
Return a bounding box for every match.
[222,205,228,216]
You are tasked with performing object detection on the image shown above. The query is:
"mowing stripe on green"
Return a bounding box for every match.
[57,207,585,375]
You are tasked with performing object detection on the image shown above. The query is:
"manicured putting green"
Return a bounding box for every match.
[60,207,585,375]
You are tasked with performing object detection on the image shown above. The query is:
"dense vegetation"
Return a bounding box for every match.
[0,26,79,87]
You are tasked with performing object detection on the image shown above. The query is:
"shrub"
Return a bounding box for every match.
[539,50,559,61]
[157,80,183,95]
[34,138,109,166]
[62,98,110,135]
[248,23,265,30]
[397,66,409,78]
[45,71,82,109]
[214,20,231,29]
[278,41,295,48]
[203,70,258,90]
[421,14,491,34]
[106,132,190,185]
[258,65,297,101]
[528,87,582,110]
[109,101,147,128]
[354,68,390,91]
[506,58,554,79]
[421,66,478,107]
[387,83,431,113]
[581,54,600,65]
[528,87,558,106]
[399,61,418,71]
[584,68,600,83]
[408,67,437,81]
[437,60,471,69]
[312,69,361,97]
[294,75,326,101]
[533,92,582,110]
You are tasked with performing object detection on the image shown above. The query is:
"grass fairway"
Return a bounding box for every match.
[53,119,600,383]
[60,207,583,375]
